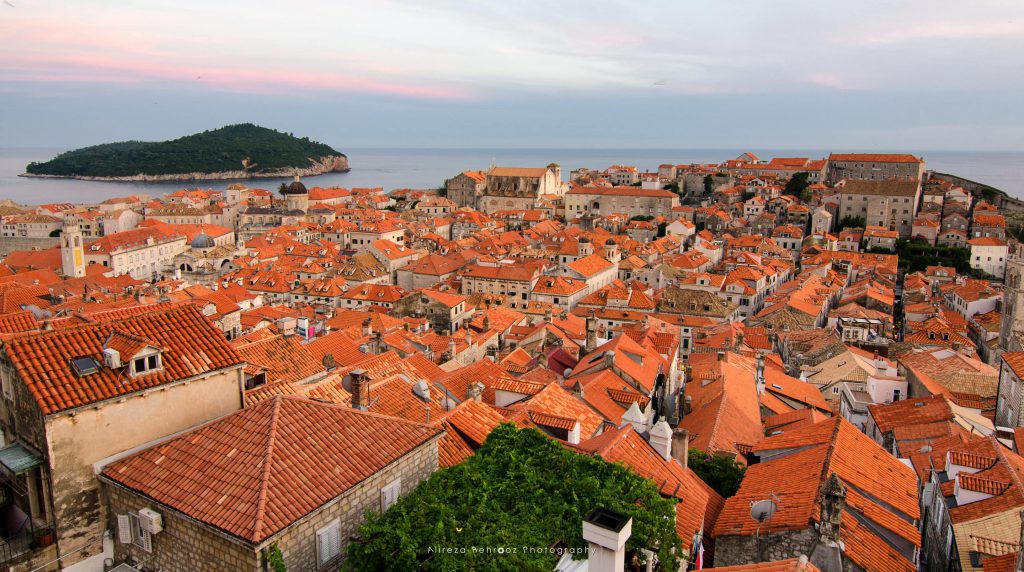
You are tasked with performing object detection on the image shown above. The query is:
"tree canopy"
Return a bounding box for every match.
[784,172,811,201]
[686,448,746,498]
[347,423,681,571]
[25,123,343,178]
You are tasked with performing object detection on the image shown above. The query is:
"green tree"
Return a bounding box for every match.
[657,222,668,237]
[784,172,811,200]
[687,448,746,498]
[266,543,286,572]
[664,181,680,195]
[835,215,866,232]
[347,424,681,571]
[703,174,714,194]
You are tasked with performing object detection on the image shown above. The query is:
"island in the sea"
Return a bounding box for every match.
[21,123,349,181]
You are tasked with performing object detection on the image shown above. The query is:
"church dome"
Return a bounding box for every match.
[605,238,617,246]
[281,175,308,195]
[191,232,216,249]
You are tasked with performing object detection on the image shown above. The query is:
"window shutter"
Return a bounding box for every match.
[117,514,132,544]
[328,523,341,560]
[317,527,330,565]
[140,530,152,553]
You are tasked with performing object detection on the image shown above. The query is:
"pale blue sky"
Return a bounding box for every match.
[2,0,1023,149]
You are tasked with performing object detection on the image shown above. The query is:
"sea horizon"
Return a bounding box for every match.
[2,146,1023,205]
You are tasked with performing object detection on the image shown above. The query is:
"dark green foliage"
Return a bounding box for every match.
[663,181,680,195]
[25,124,342,177]
[703,174,714,194]
[835,216,866,232]
[347,423,681,571]
[895,240,971,273]
[784,172,811,200]
[630,215,654,222]
[687,448,746,498]
[266,543,286,572]
[657,222,668,238]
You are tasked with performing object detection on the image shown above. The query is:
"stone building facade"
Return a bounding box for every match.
[565,186,680,219]
[0,306,245,570]
[827,153,925,184]
[446,170,486,209]
[479,165,562,213]
[837,179,921,238]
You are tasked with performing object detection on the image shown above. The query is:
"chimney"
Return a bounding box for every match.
[465,328,472,347]
[582,508,632,572]
[466,381,484,402]
[756,353,766,395]
[620,402,647,433]
[586,312,598,353]
[483,315,491,331]
[672,428,690,469]
[648,420,672,461]
[361,318,373,337]
[603,351,615,370]
[350,368,370,410]
[809,474,846,571]
[447,338,457,358]
[412,379,431,402]
[716,350,725,362]
[734,331,744,350]
[544,307,553,323]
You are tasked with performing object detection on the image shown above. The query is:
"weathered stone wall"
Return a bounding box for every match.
[0,236,59,256]
[714,528,818,567]
[104,481,259,572]
[269,438,439,570]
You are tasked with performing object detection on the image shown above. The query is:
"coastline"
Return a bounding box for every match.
[17,154,350,183]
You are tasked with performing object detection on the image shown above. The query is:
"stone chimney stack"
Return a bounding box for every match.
[544,307,553,323]
[671,427,690,469]
[447,338,457,358]
[810,473,846,572]
[756,352,766,395]
[648,420,673,461]
[466,381,484,402]
[361,318,373,338]
[350,368,370,411]
[582,508,632,572]
[603,351,615,370]
[586,312,598,354]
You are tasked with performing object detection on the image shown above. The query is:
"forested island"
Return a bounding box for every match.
[22,124,349,181]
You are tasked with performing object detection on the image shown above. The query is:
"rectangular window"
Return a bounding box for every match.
[381,478,402,512]
[316,519,341,567]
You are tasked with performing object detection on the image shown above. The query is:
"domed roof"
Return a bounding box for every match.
[191,232,216,249]
[578,236,590,244]
[281,175,308,195]
[605,238,617,245]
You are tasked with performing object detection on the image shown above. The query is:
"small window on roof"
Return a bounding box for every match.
[70,357,100,377]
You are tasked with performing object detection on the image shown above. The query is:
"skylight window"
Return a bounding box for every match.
[70,357,100,377]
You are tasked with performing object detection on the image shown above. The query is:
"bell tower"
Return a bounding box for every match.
[60,224,86,278]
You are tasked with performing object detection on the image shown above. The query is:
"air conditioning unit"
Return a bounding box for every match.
[137,508,163,534]
[102,348,122,369]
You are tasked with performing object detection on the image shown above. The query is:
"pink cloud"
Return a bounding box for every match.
[1,52,472,101]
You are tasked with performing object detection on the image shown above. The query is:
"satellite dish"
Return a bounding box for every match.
[750,499,778,523]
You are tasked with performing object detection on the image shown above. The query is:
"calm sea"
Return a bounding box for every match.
[0,147,1022,205]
